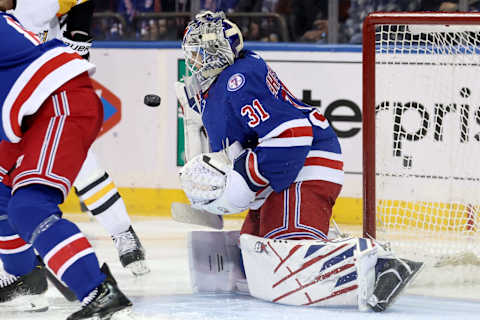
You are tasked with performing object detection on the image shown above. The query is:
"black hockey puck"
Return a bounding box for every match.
[144,94,161,107]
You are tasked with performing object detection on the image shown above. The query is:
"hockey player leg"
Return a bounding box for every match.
[188,230,248,294]
[0,184,48,312]
[0,256,49,312]
[67,263,132,320]
[0,223,48,313]
[74,149,149,276]
[8,185,132,319]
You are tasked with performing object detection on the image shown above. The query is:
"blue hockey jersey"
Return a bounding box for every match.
[0,12,94,143]
[202,50,344,194]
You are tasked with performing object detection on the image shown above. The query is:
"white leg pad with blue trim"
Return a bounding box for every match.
[239,234,377,309]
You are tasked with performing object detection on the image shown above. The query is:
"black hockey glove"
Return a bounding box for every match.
[63,31,93,60]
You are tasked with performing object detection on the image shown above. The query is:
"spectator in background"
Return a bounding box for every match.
[117,0,155,22]
[420,0,458,11]
[342,0,421,43]
[117,0,155,39]
[149,0,178,40]
[190,0,239,13]
[293,1,352,43]
[292,0,327,42]
[299,16,328,43]
[234,0,289,41]
[95,0,117,11]
[90,0,122,40]
[115,0,181,40]
[174,1,239,41]
[234,0,263,40]
[471,0,480,11]
[275,0,294,41]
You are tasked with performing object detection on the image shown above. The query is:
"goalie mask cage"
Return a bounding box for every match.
[363,12,480,287]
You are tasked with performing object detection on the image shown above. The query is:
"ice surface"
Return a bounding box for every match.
[1,216,479,320]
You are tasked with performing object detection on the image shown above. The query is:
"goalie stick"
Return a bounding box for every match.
[171,202,223,230]
[174,80,224,229]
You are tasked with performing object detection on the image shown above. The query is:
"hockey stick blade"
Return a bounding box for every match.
[46,268,77,301]
[171,202,224,229]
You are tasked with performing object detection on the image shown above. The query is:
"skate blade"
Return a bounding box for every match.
[110,306,134,320]
[3,292,49,312]
[126,261,151,276]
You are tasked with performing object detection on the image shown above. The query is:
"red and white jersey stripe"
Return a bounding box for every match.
[0,166,8,183]
[12,91,74,198]
[0,234,32,254]
[296,150,344,185]
[43,233,94,280]
[258,119,313,148]
[245,150,269,187]
[2,46,94,143]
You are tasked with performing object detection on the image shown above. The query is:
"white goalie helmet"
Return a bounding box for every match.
[182,11,244,93]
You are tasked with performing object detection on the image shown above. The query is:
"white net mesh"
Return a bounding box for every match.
[374,23,480,287]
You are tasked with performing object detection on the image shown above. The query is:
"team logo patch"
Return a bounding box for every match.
[227,73,245,92]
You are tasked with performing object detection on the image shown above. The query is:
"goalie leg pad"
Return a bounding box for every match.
[187,230,247,293]
[239,234,378,308]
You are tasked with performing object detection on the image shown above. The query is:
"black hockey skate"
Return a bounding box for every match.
[0,259,48,312]
[112,226,150,276]
[67,263,132,320]
[368,257,424,312]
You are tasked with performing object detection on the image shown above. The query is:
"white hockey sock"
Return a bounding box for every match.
[93,199,132,236]
[75,173,132,236]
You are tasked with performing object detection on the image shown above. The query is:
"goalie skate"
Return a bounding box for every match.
[112,226,150,276]
[0,261,48,312]
[368,258,424,312]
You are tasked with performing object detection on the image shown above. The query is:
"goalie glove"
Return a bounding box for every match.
[180,152,255,215]
[62,31,93,60]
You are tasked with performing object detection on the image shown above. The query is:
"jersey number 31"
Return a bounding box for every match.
[241,99,270,128]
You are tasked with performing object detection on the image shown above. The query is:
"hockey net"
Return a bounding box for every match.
[363,12,480,288]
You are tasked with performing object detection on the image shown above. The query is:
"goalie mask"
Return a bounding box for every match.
[182,11,244,94]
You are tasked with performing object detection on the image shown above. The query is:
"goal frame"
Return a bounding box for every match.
[362,12,480,239]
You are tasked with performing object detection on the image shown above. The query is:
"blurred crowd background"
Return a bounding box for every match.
[92,0,480,43]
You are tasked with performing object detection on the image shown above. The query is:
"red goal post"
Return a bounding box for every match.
[361,12,480,284]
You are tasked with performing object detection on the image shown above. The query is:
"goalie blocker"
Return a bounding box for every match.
[188,231,423,312]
